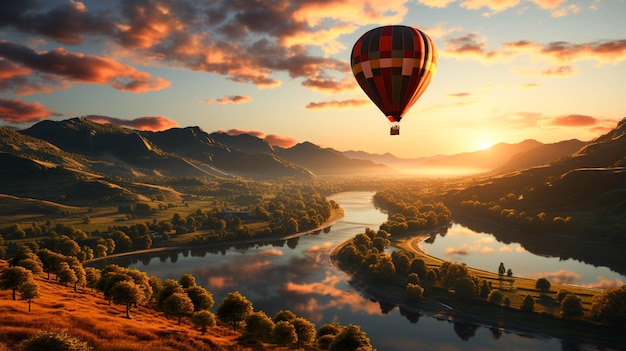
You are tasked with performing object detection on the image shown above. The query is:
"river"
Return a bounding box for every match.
[118,191,617,350]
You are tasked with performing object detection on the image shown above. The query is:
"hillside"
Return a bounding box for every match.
[0,262,249,351]
[443,118,626,271]
[0,260,296,351]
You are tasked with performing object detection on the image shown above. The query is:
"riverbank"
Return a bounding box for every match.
[87,208,345,264]
[330,231,625,349]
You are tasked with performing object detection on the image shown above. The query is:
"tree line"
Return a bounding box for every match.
[334,227,625,326]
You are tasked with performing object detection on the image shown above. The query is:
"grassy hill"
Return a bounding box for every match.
[0,261,287,351]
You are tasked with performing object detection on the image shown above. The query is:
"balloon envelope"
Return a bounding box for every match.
[350,25,437,123]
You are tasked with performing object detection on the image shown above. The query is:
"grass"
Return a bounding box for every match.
[0,261,293,351]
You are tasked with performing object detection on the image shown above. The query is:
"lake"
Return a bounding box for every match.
[119,191,619,350]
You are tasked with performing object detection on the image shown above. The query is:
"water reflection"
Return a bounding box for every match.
[110,192,611,351]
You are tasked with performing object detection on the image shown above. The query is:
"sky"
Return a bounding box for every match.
[0,0,624,158]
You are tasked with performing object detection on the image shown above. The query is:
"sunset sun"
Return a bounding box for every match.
[479,140,494,150]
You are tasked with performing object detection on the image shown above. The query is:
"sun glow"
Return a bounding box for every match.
[479,140,494,150]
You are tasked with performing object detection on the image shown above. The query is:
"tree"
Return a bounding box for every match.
[487,290,504,305]
[507,268,513,277]
[244,311,275,342]
[110,230,132,251]
[291,317,316,348]
[273,309,296,323]
[85,267,101,291]
[535,278,551,293]
[0,266,32,300]
[216,291,253,331]
[191,310,216,334]
[454,277,477,300]
[56,262,77,287]
[406,283,424,300]
[19,279,39,312]
[317,323,342,350]
[329,324,373,351]
[498,262,505,276]
[185,285,214,311]
[20,330,93,351]
[37,249,63,280]
[179,273,196,288]
[156,279,184,309]
[272,321,297,346]
[479,280,491,299]
[522,295,535,311]
[110,280,145,319]
[163,292,194,324]
[590,285,626,324]
[561,294,584,319]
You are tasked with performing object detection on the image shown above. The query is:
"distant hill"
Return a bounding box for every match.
[446,117,626,241]
[276,142,389,175]
[343,139,581,175]
[420,139,542,171]
[495,139,585,172]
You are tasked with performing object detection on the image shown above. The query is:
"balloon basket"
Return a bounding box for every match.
[390,124,400,135]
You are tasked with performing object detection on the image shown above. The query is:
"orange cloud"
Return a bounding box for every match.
[460,0,521,14]
[526,269,581,284]
[529,0,566,9]
[306,99,369,110]
[449,92,471,98]
[302,76,358,94]
[444,33,500,61]
[540,65,576,77]
[550,114,597,127]
[0,41,171,94]
[199,95,252,105]
[418,0,458,8]
[85,115,179,131]
[504,39,626,65]
[0,98,59,123]
[264,134,298,148]
[224,128,298,148]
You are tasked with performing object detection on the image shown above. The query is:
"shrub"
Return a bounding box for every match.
[20,330,93,351]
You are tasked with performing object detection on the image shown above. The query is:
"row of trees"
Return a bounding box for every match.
[373,189,452,236]
[459,199,574,233]
[334,227,626,325]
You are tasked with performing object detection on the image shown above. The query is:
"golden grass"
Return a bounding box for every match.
[0,261,286,351]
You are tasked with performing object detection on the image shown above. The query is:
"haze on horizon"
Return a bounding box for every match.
[0,0,624,158]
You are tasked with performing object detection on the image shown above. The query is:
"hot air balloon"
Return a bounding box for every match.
[350,25,437,135]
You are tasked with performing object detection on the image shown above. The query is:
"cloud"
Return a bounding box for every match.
[1,1,397,93]
[302,76,358,94]
[306,99,370,110]
[199,95,252,105]
[518,82,539,89]
[526,269,581,284]
[0,41,171,93]
[418,0,458,8]
[549,114,597,127]
[0,97,59,123]
[0,0,114,45]
[224,128,298,148]
[84,115,179,131]
[264,134,298,148]
[585,277,624,289]
[443,33,500,61]
[449,92,471,98]
[460,0,521,14]
[503,39,626,65]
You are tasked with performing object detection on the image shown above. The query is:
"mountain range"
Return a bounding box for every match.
[0,116,624,207]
